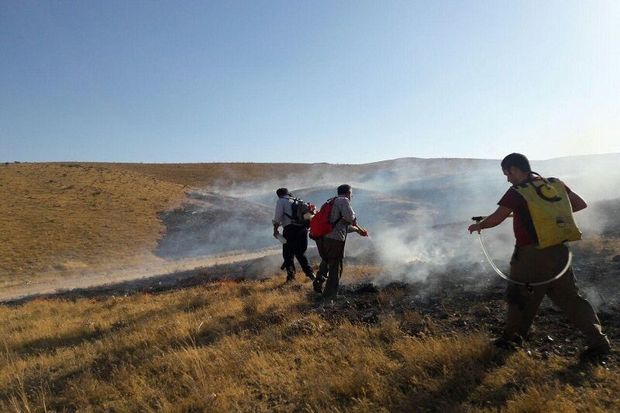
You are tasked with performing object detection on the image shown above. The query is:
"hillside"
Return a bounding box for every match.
[1,156,619,411]
[2,155,619,288]
[0,163,185,286]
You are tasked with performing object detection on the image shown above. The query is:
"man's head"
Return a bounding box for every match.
[501,153,531,185]
[276,187,289,197]
[337,184,352,200]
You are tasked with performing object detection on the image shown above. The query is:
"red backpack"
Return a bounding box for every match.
[309,198,337,239]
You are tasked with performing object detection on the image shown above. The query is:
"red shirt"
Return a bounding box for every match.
[498,182,572,247]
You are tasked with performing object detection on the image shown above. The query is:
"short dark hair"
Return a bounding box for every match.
[501,153,531,173]
[337,184,352,195]
[276,187,289,197]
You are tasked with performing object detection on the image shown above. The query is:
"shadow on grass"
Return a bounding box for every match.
[1,296,312,410]
[391,346,512,412]
[9,328,107,357]
[553,358,607,388]
[3,255,282,306]
[447,352,607,412]
[5,297,205,357]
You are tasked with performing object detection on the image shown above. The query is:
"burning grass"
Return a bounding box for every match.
[1,266,618,412]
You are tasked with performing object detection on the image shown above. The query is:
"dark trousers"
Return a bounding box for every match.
[315,237,345,297]
[282,224,313,277]
[504,244,608,348]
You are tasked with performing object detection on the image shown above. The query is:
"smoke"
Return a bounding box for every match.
[364,221,514,284]
[158,154,620,290]
[156,191,275,259]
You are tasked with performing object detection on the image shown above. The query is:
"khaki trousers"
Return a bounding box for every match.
[315,237,345,298]
[504,244,608,348]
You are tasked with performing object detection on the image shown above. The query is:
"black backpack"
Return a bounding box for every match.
[285,196,315,226]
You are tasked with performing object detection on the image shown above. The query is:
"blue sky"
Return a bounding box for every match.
[1,1,619,163]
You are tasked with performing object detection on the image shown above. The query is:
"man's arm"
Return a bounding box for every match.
[468,206,512,233]
[339,200,368,236]
[568,191,587,212]
[339,199,356,224]
[273,200,284,236]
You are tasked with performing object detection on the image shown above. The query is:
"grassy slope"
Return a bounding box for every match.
[4,160,615,283]
[0,161,355,284]
[0,268,617,412]
[115,162,318,187]
[0,163,185,283]
[115,159,494,188]
[1,161,618,411]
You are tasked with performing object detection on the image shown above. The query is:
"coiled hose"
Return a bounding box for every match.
[477,232,572,287]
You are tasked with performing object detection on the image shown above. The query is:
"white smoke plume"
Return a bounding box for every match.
[158,154,620,290]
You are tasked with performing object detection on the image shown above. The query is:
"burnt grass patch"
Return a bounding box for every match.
[6,218,619,390]
[311,251,620,365]
[1,249,618,411]
[7,246,620,367]
[155,191,274,259]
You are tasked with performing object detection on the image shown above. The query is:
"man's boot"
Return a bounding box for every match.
[580,336,611,361]
[304,269,316,281]
[286,265,296,282]
[312,274,326,293]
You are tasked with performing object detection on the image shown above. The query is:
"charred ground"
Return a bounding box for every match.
[1,253,619,412]
[1,157,619,411]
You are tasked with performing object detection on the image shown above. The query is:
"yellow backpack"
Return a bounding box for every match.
[513,173,582,249]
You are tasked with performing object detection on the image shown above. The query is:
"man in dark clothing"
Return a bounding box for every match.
[313,184,368,298]
[273,188,315,282]
[468,153,611,359]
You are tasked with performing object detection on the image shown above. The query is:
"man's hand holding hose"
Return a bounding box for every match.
[350,217,369,237]
[468,217,484,234]
[467,207,513,234]
[353,224,369,237]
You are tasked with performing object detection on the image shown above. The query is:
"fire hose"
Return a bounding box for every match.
[472,217,572,287]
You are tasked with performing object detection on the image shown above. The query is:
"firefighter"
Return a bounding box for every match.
[468,153,611,359]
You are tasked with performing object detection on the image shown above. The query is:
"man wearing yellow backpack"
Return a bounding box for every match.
[468,153,611,359]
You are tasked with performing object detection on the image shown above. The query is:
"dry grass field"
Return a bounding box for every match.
[1,161,618,412]
[0,163,186,285]
[0,161,323,286]
[116,162,317,188]
[1,266,618,412]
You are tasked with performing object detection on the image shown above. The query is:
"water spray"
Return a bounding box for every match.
[471,216,572,287]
